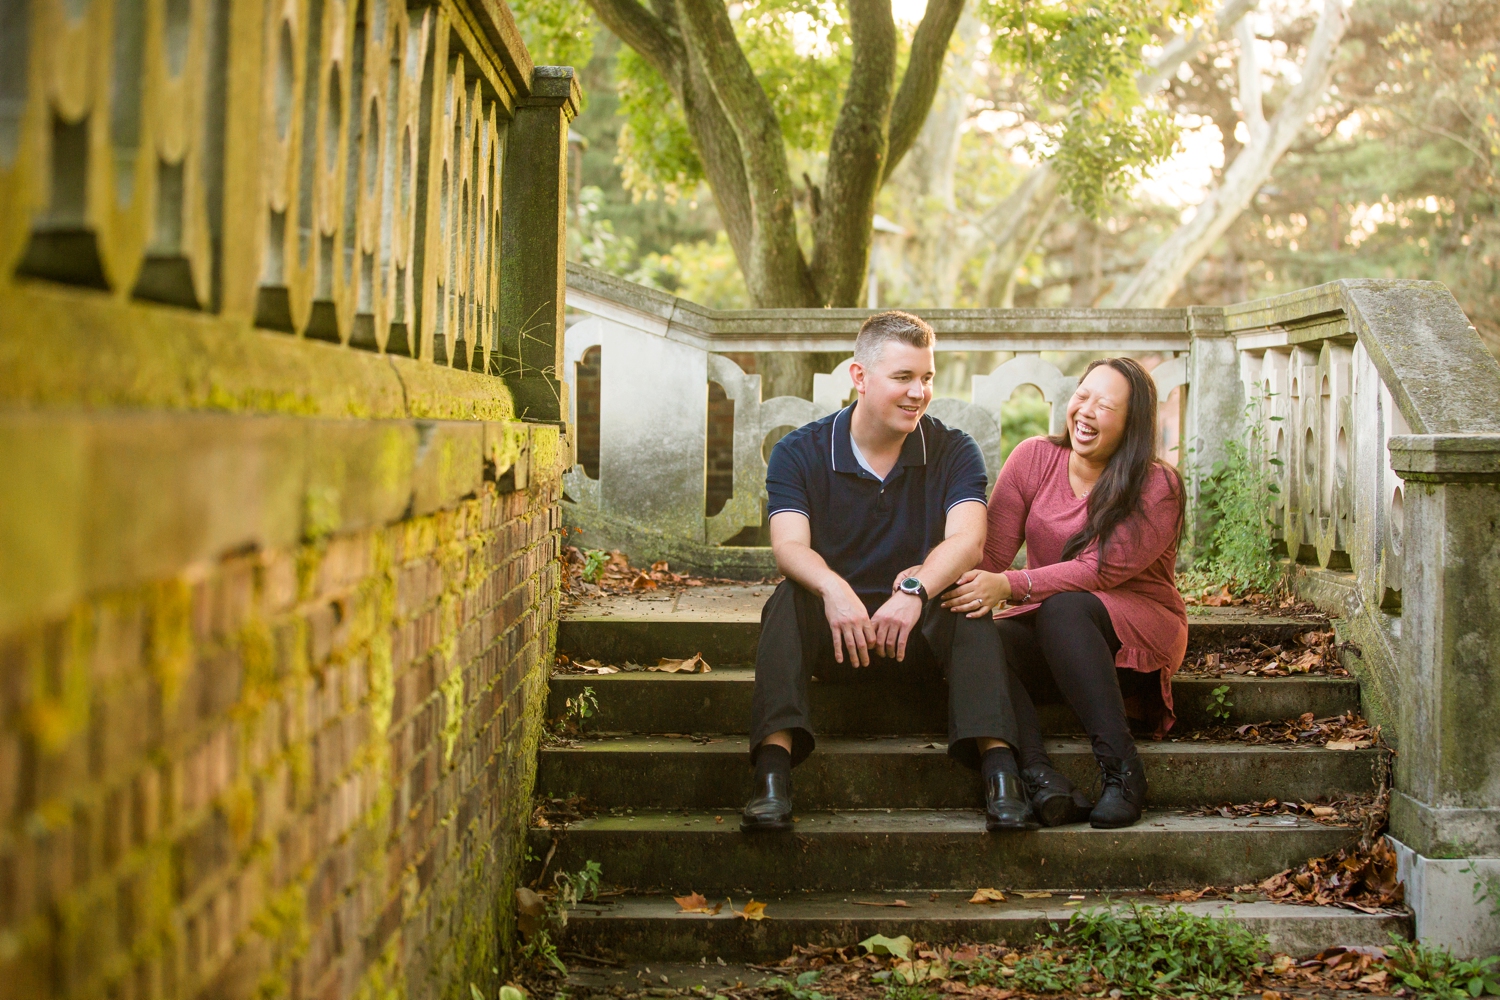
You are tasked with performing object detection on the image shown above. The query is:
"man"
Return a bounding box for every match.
[742,310,1031,833]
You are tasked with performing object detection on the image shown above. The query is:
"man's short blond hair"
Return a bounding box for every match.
[853,310,935,369]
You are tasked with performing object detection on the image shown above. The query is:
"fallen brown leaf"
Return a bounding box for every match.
[732,899,768,921]
[853,900,910,907]
[673,892,722,915]
[1016,891,1052,899]
[968,888,1007,904]
[649,653,712,674]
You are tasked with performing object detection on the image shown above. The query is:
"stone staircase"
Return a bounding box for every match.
[530,586,1409,963]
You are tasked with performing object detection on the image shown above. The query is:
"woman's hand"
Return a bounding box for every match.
[940,570,1012,618]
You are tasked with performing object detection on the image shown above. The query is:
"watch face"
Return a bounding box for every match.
[900,578,921,593]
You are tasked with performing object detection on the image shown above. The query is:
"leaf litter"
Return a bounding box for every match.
[1179,627,1352,678]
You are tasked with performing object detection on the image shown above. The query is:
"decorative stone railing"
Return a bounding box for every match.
[1,0,578,419]
[562,263,1233,573]
[1223,281,1500,955]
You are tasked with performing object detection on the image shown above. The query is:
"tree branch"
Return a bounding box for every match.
[1136,0,1259,95]
[882,0,966,184]
[811,0,898,305]
[1235,14,1267,142]
[586,0,680,77]
[1112,0,1349,307]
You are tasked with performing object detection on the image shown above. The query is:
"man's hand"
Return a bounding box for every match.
[821,579,875,666]
[870,591,923,661]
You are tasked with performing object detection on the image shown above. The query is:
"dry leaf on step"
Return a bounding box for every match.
[732,899,767,920]
[853,900,910,907]
[673,892,722,915]
[968,888,1006,904]
[1017,891,1052,899]
[1325,739,1371,750]
[650,653,712,674]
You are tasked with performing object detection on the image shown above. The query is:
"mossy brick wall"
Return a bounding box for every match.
[0,454,563,1000]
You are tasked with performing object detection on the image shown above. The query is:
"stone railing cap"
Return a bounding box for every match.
[1389,433,1500,481]
[526,66,583,118]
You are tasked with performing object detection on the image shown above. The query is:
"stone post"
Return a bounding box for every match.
[1183,308,1242,530]
[500,66,581,422]
[1387,432,1500,958]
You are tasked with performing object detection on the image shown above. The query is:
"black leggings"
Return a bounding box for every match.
[995,591,1145,768]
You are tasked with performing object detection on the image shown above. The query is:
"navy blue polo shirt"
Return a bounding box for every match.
[765,403,989,606]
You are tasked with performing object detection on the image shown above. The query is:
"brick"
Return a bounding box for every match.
[91,597,146,685]
[132,765,162,846]
[196,646,244,722]
[258,552,299,617]
[213,558,257,640]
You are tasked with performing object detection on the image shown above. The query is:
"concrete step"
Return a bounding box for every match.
[559,892,1409,963]
[557,587,1333,667]
[528,810,1358,894]
[538,736,1383,811]
[547,669,1359,735]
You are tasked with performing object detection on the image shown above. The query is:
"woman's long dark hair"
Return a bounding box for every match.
[1050,357,1185,565]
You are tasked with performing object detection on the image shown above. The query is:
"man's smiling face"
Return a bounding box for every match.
[850,341,935,436]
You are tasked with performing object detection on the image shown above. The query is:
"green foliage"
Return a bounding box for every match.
[860,934,914,960]
[563,686,599,729]
[969,905,1268,998]
[1463,860,1500,919]
[1179,407,1280,598]
[1069,903,1267,997]
[1206,683,1233,721]
[1384,935,1500,998]
[581,548,609,583]
[615,50,704,201]
[521,862,606,975]
[982,0,1207,218]
[736,0,850,154]
[882,984,937,1000]
[767,969,832,1000]
[507,0,596,76]
[1000,390,1053,463]
[633,231,751,309]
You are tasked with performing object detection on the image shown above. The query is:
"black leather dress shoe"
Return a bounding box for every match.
[1022,764,1092,827]
[741,772,793,832]
[1090,752,1148,829]
[985,770,1036,831]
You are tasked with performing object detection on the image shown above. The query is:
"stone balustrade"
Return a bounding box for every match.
[1,0,577,417]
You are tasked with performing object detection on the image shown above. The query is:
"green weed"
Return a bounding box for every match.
[1180,403,1282,599]
[521,862,605,975]
[767,969,833,1000]
[1385,935,1500,998]
[968,905,1268,998]
[1206,684,1234,721]
[581,549,609,583]
[562,687,598,730]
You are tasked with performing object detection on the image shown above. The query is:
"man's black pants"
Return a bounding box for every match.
[748,579,1020,770]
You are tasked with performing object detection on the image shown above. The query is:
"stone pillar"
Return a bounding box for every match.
[1387,432,1500,958]
[500,66,581,422]
[1183,309,1242,527]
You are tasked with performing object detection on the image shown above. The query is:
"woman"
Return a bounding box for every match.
[942,357,1186,830]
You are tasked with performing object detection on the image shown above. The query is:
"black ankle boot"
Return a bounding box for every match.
[1090,752,1148,829]
[741,771,793,832]
[1022,764,1092,827]
[985,770,1035,831]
